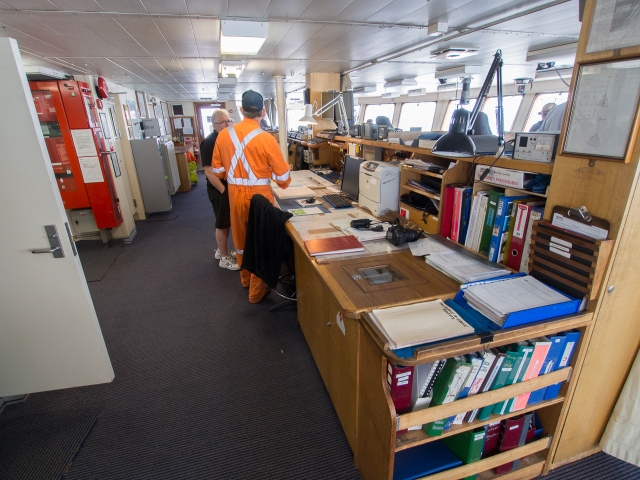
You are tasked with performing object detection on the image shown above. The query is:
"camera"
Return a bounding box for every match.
[386,224,421,246]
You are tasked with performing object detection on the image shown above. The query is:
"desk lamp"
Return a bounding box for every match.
[299,93,350,136]
[432,49,504,158]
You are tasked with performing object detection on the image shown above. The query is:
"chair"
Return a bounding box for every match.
[242,194,297,311]
[376,115,393,127]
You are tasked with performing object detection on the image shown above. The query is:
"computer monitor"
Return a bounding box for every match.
[341,155,363,201]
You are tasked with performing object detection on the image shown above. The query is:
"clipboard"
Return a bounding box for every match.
[550,205,610,241]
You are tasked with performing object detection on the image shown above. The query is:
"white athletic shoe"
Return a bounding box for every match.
[219,254,240,271]
[215,249,236,259]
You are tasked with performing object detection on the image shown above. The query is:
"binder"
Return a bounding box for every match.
[495,415,527,474]
[454,351,495,425]
[493,346,530,416]
[446,354,483,429]
[451,187,462,243]
[440,184,459,239]
[488,195,528,262]
[412,360,444,412]
[511,338,552,411]
[506,203,536,270]
[543,330,581,400]
[471,193,490,252]
[503,200,544,266]
[520,207,544,272]
[457,186,473,245]
[467,351,504,423]
[528,334,568,405]
[464,194,481,249]
[387,362,414,415]
[479,190,504,256]
[483,421,502,458]
[424,357,472,436]
[478,350,518,421]
[442,428,486,480]
[393,440,463,480]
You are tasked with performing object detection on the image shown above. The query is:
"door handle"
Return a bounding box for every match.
[31,246,61,254]
[30,225,65,258]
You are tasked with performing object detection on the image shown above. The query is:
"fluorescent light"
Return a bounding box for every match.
[427,22,448,36]
[526,42,577,63]
[220,20,268,55]
[299,104,317,124]
[384,78,417,89]
[434,65,482,79]
[407,88,427,96]
[219,61,245,78]
[381,93,395,98]
[535,67,573,80]
[353,85,376,93]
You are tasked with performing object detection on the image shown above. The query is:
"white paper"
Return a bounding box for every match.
[288,207,324,216]
[289,170,334,188]
[173,118,183,128]
[552,213,608,240]
[587,0,640,53]
[348,143,356,156]
[426,251,511,284]
[78,156,104,183]
[182,118,192,128]
[326,186,341,193]
[272,185,316,200]
[409,237,453,256]
[183,126,194,134]
[71,129,97,157]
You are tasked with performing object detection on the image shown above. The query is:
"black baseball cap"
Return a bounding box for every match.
[242,90,263,113]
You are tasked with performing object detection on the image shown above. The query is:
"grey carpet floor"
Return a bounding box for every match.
[0,174,359,479]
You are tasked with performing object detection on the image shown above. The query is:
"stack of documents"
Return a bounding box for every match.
[462,276,569,326]
[370,299,475,350]
[272,184,316,200]
[330,217,389,242]
[425,251,511,284]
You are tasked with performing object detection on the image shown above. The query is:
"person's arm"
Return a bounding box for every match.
[204,166,225,193]
[265,136,291,189]
[212,141,227,180]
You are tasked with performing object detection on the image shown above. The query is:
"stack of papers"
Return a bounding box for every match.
[330,217,389,242]
[370,299,475,350]
[463,276,569,326]
[425,251,511,284]
[272,185,316,200]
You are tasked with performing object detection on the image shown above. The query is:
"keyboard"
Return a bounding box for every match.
[322,194,353,209]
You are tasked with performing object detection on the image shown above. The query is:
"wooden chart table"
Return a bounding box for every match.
[285,185,593,480]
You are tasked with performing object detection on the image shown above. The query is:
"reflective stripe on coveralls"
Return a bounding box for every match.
[226,126,271,187]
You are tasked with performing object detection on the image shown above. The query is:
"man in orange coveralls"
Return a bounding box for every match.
[212,90,291,303]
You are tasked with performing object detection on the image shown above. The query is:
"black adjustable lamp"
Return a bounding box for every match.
[432,50,504,158]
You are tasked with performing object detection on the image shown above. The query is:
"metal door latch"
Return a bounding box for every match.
[30,225,64,258]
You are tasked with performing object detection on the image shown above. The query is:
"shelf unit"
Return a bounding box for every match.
[356,311,593,480]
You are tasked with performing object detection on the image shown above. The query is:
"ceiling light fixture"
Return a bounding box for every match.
[383,78,417,89]
[434,65,482,79]
[526,42,577,63]
[219,61,245,78]
[427,21,448,36]
[407,88,427,96]
[220,20,268,55]
[430,47,479,60]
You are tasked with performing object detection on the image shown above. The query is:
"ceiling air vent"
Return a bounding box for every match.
[24,65,67,81]
[430,48,479,60]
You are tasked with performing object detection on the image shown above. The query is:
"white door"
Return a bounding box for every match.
[0,38,114,397]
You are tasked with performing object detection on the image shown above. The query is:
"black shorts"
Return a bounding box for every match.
[207,181,231,229]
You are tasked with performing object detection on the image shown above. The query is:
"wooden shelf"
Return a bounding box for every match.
[396,367,571,431]
[477,452,546,480]
[402,184,441,201]
[402,165,444,179]
[425,438,549,480]
[396,397,563,451]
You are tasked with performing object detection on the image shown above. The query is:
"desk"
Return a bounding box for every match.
[173,144,192,192]
[284,177,592,480]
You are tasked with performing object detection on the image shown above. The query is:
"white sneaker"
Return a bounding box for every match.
[219,254,240,270]
[215,249,236,259]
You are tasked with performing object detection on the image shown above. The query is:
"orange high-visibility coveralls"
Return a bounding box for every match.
[212,117,291,303]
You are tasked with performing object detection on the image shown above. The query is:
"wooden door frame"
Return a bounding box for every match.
[194,101,223,146]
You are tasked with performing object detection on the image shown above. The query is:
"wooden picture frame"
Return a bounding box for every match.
[587,0,640,54]
[563,58,640,162]
[136,91,147,118]
[123,104,131,126]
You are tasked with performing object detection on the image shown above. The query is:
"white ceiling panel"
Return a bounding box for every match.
[325,26,417,61]
[0,26,71,57]
[347,28,429,63]
[495,3,580,35]
[1,0,60,9]
[332,0,393,22]
[73,15,150,57]
[227,0,271,18]
[140,0,188,15]
[0,13,92,56]
[394,0,475,26]
[264,22,324,59]
[185,0,228,16]
[254,21,293,57]
[298,0,354,21]
[365,0,428,24]
[28,13,125,56]
[154,18,198,57]
[263,0,312,19]
[50,0,106,12]
[289,24,354,59]
[191,18,219,57]
[116,17,174,57]
[93,0,147,14]
[307,26,380,61]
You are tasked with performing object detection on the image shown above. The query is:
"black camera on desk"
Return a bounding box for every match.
[386,224,421,246]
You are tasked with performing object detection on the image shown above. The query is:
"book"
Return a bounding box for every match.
[393,440,462,480]
[424,357,472,436]
[304,235,364,256]
[387,361,414,415]
[370,300,475,350]
[456,187,473,244]
[520,206,544,272]
[543,330,581,400]
[451,187,462,243]
[511,337,552,411]
[478,190,504,257]
[464,194,481,249]
[455,349,498,424]
[488,195,528,262]
[471,192,489,252]
[467,351,505,422]
[440,184,459,239]
[451,353,484,425]
[442,428,486,480]
[528,334,568,405]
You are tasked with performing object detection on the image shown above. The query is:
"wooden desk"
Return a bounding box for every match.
[286,187,593,480]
